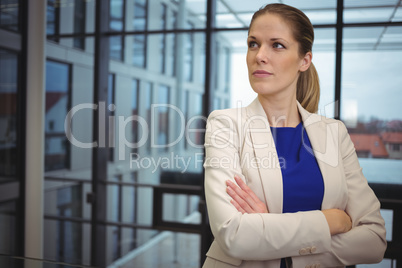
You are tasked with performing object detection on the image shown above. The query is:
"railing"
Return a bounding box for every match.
[370,183,402,268]
[41,176,402,268]
[153,171,212,267]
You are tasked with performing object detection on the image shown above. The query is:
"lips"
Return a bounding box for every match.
[253,70,272,77]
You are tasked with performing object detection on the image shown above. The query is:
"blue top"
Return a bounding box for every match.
[270,122,324,213]
[270,122,324,267]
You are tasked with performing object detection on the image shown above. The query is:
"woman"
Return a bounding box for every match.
[203,3,386,268]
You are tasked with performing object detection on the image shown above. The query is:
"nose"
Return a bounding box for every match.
[256,45,269,64]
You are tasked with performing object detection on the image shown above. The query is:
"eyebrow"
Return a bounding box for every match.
[247,36,289,44]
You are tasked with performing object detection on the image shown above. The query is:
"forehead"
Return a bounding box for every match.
[249,13,294,39]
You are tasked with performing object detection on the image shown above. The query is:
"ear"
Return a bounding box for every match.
[299,52,312,72]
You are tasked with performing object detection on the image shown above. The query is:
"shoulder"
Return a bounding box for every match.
[303,111,348,134]
[207,107,247,125]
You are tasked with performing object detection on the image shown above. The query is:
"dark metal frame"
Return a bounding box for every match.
[18,0,27,257]
[90,0,109,266]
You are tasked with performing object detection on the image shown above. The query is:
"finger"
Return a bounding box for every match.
[226,184,254,213]
[227,180,253,205]
[230,199,246,214]
[234,176,267,212]
[234,175,259,202]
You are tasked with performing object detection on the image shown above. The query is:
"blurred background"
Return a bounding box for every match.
[0,0,401,267]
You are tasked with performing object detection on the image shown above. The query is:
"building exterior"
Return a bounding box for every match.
[381,132,402,159]
[350,133,389,158]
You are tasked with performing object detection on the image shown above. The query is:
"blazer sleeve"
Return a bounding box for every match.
[292,121,387,267]
[204,110,332,261]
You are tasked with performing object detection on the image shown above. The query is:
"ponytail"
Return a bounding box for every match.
[297,62,320,113]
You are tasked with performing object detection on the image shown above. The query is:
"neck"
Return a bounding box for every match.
[258,94,301,127]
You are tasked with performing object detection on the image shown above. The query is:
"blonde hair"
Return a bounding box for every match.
[249,3,320,113]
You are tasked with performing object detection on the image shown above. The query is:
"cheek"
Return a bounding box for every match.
[280,57,301,72]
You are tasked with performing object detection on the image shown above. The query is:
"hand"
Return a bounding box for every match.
[322,209,352,236]
[226,175,269,214]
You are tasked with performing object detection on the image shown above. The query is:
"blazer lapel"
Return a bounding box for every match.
[246,99,283,213]
[298,102,343,209]
[245,99,343,213]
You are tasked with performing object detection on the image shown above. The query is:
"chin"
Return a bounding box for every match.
[251,85,277,96]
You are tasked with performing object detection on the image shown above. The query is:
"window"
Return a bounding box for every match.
[110,0,124,60]
[133,0,146,31]
[169,11,178,76]
[0,49,18,177]
[108,74,115,162]
[184,22,194,82]
[0,0,19,31]
[131,79,139,152]
[0,201,19,255]
[44,60,70,171]
[55,185,82,263]
[186,93,204,149]
[73,0,86,49]
[159,4,167,74]
[155,85,169,151]
[341,26,402,186]
[47,0,60,42]
[143,82,152,152]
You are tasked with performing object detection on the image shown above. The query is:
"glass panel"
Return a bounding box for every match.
[110,36,124,61]
[167,33,177,76]
[0,201,18,255]
[155,84,169,151]
[284,0,337,25]
[143,82,152,153]
[186,92,204,152]
[341,26,402,184]
[141,0,206,30]
[162,193,201,223]
[133,0,147,31]
[132,34,146,67]
[184,26,194,82]
[393,6,402,22]
[224,30,256,108]
[47,0,58,41]
[313,28,336,118]
[73,0,86,49]
[43,220,90,266]
[108,74,115,162]
[48,0,95,36]
[45,60,70,171]
[131,79,139,152]
[0,0,19,31]
[110,0,124,31]
[344,0,400,23]
[0,49,18,178]
[216,0,336,28]
[119,231,200,267]
[0,254,92,267]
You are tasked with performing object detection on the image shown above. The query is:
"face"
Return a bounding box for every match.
[246,13,311,98]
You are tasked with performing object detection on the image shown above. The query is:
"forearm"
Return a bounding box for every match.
[208,205,332,260]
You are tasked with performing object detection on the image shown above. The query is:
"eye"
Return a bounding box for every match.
[248,41,258,49]
[273,42,285,49]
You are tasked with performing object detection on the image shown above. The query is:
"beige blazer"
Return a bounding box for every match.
[203,98,386,268]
